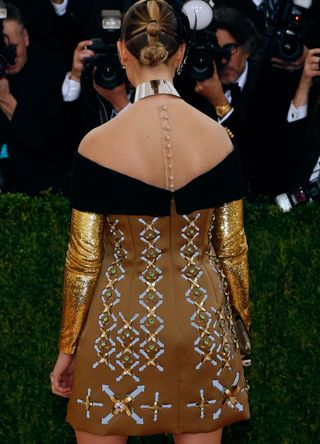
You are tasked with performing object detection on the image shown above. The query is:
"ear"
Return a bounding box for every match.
[117,40,129,67]
[240,46,250,61]
[23,28,29,47]
[175,43,186,66]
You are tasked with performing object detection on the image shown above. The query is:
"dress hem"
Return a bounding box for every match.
[67,413,250,437]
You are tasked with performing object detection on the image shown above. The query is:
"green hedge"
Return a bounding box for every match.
[0,193,319,444]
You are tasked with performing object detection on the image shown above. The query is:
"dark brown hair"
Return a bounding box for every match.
[215,6,262,57]
[4,2,24,28]
[121,0,180,66]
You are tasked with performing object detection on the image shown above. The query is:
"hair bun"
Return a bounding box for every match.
[146,20,161,37]
[122,0,180,67]
[140,43,169,66]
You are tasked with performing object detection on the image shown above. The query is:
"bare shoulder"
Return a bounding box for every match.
[183,100,232,135]
[78,116,121,159]
[78,127,98,157]
[178,100,234,155]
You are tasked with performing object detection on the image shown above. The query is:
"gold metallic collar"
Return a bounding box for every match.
[134,80,180,102]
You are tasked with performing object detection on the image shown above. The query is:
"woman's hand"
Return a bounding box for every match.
[51,351,75,398]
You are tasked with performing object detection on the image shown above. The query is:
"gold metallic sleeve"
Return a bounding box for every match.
[212,199,250,328]
[59,209,105,354]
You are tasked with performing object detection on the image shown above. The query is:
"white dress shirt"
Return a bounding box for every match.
[50,0,68,16]
[287,102,319,182]
[62,72,81,102]
[251,0,264,6]
[219,61,248,123]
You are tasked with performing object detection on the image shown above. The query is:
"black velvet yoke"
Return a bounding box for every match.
[71,149,245,216]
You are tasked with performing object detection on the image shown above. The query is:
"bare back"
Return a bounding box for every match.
[79,95,233,192]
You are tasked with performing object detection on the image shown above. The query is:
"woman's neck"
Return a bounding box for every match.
[134,79,180,102]
[130,66,175,87]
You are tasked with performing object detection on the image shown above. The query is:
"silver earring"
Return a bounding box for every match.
[176,64,183,76]
[176,57,187,76]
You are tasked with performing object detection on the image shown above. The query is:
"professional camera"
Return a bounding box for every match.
[82,10,124,90]
[265,0,312,62]
[182,0,220,81]
[0,3,17,77]
[275,178,320,212]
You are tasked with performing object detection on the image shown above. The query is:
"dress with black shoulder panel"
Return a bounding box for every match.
[59,148,250,436]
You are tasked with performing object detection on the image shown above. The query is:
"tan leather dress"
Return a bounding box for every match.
[59,186,250,435]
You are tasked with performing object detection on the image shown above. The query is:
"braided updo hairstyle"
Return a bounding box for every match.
[121,0,181,66]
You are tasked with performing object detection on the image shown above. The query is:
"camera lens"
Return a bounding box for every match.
[189,53,214,81]
[278,34,303,61]
[94,60,124,90]
[184,49,215,81]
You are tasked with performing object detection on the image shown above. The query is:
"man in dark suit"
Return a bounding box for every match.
[178,3,319,198]
[281,47,320,198]
[177,6,263,192]
[41,0,135,140]
[0,3,71,195]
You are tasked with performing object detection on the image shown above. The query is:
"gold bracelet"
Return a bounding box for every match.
[215,103,233,118]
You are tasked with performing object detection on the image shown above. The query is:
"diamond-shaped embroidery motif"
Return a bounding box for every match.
[180,214,217,368]
[93,218,127,370]
[138,218,164,372]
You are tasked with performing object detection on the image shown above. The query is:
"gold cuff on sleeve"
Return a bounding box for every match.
[59,209,105,354]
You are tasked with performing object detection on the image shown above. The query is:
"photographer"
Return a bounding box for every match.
[0,2,71,195]
[61,37,132,139]
[57,3,135,139]
[214,1,320,74]
[274,48,320,210]
[192,7,262,122]
[177,6,263,190]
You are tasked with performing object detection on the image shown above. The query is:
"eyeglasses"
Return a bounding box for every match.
[220,43,239,61]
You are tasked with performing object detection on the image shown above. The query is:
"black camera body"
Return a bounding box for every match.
[82,10,124,90]
[182,2,234,82]
[0,9,17,77]
[184,26,222,81]
[275,178,320,212]
[265,0,310,62]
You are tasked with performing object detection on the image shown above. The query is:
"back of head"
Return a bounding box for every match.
[121,0,182,66]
